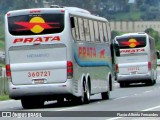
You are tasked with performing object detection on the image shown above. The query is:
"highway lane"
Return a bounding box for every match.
[0,67,160,120]
[1,81,159,111]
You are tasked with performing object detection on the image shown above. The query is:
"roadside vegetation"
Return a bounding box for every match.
[0,95,9,101]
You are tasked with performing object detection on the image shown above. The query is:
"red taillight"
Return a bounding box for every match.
[67,61,73,79]
[7,13,11,16]
[61,10,65,12]
[148,62,151,70]
[6,64,11,77]
[30,10,41,13]
[115,64,119,73]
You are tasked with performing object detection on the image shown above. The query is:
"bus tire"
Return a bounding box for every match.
[21,98,44,109]
[21,99,32,109]
[78,80,90,104]
[146,80,154,86]
[101,91,110,100]
[154,80,156,84]
[120,82,125,88]
[57,98,64,103]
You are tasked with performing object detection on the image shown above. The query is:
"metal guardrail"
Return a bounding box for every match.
[0,67,8,95]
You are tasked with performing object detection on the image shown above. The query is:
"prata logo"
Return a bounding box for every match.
[121,39,140,48]
[15,17,59,33]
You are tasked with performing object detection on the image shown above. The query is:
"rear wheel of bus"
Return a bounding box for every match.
[21,98,44,109]
[119,82,130,88]
[145,80,156,86]
[82,80,90,104]
[77,79,90,104]
[101,91,110,100]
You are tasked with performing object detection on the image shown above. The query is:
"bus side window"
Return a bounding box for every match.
[73,16,80,41]
[84,19,91,42]
[94,21,100,42]
[98,22,104,42]
[89,20,95,42]
[70,17,75,28]
[78,17,85,41]
[103,23,108,42]
[70,16,76,40]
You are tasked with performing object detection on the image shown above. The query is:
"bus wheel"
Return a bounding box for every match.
[79,80,90,104]
[21,99,32,109]
[146,80,155,86]
[101,91,110,100]
[57,98,64,103]
[21,98,44,109]
[120,82,125,88]
[154,80,156,84]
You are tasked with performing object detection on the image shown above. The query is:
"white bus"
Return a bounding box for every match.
[5,6,113,108]
[114,32,157,87]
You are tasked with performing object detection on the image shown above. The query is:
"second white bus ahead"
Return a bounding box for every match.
[5,6,113,108]
[114,32,157,87]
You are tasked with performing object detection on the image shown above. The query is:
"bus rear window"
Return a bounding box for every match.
[8,14,64,35]
[116,36,146,49]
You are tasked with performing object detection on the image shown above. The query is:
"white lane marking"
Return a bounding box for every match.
[144,90,152,93]
[113,96,129,100]
[106,117,122,120]
[142,105,160,111]
[56,106,79,111]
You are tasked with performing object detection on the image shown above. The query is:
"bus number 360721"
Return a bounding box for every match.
[28,71,51,77]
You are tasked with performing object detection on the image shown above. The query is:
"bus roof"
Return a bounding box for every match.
[50,5,91,14]
[115,32,149,38]
[6,6,108,22]
[119,32,147,36]
[6,6,90,15]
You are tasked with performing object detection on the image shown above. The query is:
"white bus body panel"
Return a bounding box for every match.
[9,44,67,85]
[116,54,151,81]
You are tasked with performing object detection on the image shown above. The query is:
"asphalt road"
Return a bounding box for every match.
[1,67,160,120]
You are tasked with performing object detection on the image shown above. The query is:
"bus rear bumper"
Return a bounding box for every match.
[8,79,77,99]
[116,73,152,83]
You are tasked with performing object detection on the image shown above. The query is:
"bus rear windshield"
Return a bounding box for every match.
[116,36,146,49]
[8,14,64,36]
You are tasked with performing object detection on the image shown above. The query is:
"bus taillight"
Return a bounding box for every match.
[148,62,151,70]
[6,64,11,77]
[116,64,119,73]
[67,61,73,79]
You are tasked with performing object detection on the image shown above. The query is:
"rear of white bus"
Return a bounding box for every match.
[115,33,156,87]
[5,9,74,103]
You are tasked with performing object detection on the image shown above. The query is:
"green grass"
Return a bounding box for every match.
[0,95,10,101]
[0,63,5,67]
[0,40,5,51]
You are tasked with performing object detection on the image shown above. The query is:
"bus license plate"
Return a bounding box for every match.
[33,79,45,84]
[131,71,137,74]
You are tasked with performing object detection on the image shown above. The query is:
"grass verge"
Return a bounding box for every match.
[0,95,10,101]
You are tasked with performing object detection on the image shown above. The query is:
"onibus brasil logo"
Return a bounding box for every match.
[15,16,60,33]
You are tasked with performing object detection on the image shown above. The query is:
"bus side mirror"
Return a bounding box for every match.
[114,40,120,57]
